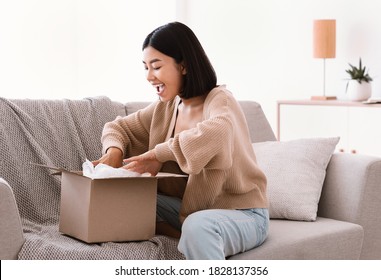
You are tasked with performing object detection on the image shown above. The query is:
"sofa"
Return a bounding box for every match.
[1,96,380,260]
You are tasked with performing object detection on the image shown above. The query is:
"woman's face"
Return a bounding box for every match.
[143,46,186,102]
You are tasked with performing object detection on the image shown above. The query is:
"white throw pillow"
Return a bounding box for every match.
[252,137,339,221]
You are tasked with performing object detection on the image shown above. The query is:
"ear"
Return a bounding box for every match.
[180,63,187,75]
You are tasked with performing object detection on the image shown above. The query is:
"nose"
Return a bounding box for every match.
[146,68,155,82]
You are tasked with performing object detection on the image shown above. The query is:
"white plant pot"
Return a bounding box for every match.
[346,80,372,101]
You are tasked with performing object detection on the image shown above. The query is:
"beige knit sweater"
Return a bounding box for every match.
[101,85,268,222]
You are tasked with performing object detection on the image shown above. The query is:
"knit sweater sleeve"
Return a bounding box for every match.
[154,91,235,174]
[101,101,157,157]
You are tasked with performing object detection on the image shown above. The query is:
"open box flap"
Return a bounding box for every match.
[30,162,70,175]
[30,162,187,179]
[154,172,188,178]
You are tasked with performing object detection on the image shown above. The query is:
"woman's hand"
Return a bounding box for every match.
[123,150,162,176]
[92,147,123,168]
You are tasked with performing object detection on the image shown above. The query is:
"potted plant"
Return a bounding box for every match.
[345,58,373,101]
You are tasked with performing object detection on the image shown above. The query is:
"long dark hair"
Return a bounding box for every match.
[142,22,217,99]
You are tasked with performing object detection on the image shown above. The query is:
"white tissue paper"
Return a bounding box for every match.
[82,159,149,179]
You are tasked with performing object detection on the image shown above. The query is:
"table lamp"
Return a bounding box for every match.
[311,19,337,100]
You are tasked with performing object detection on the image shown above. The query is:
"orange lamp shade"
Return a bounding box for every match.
[313,19,336,58]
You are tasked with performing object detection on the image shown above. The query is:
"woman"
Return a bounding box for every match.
[93,22,269,260]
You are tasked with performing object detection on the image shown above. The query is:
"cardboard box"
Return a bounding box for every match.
[33,163,185,243]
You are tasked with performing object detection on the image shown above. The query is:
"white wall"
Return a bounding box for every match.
[0,0,77,99]
[0,0,176,102]
[1,0,381,130]
[179,0,381,129]
[76,0,177,102]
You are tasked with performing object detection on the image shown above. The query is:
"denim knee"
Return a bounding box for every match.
[178,211,227,260]
[178,209,270,260]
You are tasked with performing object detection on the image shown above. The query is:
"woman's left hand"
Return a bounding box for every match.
[122,150,162,176]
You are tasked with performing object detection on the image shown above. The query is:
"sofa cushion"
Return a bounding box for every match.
[253,137,339,221]
[229,217,363,259]
[0,178,25,259]
[238,101,277,142]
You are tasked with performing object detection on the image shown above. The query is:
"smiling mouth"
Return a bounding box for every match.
[153,84,164,94]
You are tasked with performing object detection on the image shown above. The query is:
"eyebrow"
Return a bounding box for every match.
[142,58,162,64]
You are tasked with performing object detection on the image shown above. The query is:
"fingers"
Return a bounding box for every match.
[121,160,146,175]
[91,155,107,166]
[122,160,136,169]
[119,151,160,175]
[91,152,123,168]
[123,154,146,166]
[123,156,139,164]
[123,150,156,164]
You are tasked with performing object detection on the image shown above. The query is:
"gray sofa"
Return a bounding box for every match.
[1,96,380,260]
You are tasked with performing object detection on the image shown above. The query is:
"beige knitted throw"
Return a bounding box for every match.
[0,96,184,260]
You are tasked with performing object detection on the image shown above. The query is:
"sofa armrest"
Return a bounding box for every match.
[318,153,381,259]
[0,178,25,259]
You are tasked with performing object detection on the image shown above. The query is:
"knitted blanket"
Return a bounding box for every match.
[0,96,184,260]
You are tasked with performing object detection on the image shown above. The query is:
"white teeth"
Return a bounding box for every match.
[153,84,164,93]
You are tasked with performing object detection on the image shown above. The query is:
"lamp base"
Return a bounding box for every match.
[311,95,337,100]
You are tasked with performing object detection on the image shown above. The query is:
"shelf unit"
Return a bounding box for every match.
[277,99,381,156]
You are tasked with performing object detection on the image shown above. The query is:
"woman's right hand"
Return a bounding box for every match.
[92,147,123,168]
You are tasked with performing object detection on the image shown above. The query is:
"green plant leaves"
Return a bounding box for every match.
[345,58,373,83]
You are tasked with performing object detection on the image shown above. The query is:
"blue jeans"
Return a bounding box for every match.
[157,194,269,260]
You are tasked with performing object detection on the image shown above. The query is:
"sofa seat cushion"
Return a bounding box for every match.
[229,217,363,260]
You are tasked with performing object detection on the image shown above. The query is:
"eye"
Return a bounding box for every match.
[153,66,161,70]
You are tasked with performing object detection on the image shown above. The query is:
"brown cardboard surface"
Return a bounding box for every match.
[32,163,186,243]
[59,171,158,243]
